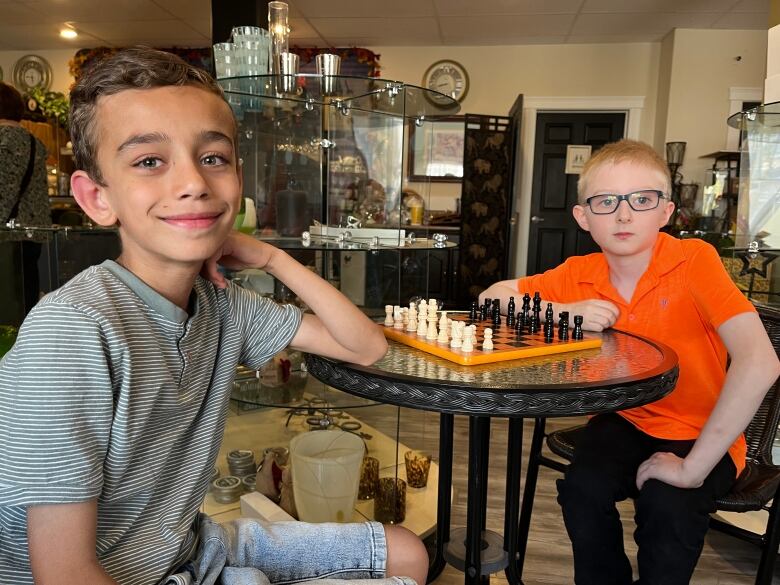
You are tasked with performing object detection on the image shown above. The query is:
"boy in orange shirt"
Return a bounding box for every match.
[482,139,779,584]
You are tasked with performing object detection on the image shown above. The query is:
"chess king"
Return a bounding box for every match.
[480,139,779,584]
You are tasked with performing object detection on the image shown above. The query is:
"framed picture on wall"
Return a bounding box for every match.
[407,116,465,183]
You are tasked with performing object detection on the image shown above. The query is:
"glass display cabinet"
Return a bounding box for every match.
[725,102,780,305]
[206,74,461,535]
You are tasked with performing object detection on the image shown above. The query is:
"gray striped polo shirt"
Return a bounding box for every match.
[0,260,302,585]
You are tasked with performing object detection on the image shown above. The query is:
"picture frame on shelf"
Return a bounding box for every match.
[407,115,464,183]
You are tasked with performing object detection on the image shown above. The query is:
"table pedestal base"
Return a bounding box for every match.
[443,528,508,575]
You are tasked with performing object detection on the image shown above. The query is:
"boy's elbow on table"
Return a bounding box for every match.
[356,330,388,366]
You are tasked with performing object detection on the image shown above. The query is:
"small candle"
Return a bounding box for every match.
[374,477,406,524]
[404,450,432,488]
[358,456,379,500]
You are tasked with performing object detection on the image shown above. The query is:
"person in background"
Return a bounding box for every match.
[482,139,780,584]
[0,81,52,315]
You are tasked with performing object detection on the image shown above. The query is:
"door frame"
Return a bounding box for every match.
[509,96,645,278]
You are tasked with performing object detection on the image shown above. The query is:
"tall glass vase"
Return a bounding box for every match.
[268,1,289,75]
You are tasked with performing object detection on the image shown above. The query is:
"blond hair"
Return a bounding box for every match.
[577,139,671,201]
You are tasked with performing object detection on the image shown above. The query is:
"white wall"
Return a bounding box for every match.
[0,49,77,95]
[663,29,767,185]
[372,42,662,212]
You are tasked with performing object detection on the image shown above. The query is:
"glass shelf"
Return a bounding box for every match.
[257,235,457,252]
[218,74,460,119]
[231,371,381,410]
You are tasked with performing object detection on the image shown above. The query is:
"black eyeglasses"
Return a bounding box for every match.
[583,190,667,215]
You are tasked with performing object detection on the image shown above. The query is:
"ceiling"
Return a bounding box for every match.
[0,0,770,50]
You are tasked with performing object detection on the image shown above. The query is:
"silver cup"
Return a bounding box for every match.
[316,53,341,95]
[278,52,299,94]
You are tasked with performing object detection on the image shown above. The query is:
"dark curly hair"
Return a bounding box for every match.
[0,82,25,122]
[69,47,233,185]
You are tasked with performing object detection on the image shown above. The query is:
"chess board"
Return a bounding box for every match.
[382,314,602,366]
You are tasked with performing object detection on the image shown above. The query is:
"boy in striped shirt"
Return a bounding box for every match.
[0,48,428,585]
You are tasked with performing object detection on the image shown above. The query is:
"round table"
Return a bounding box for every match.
[305,328,678,585]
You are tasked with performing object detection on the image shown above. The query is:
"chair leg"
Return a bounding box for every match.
[755,493,780,585]
[515,417,547,579]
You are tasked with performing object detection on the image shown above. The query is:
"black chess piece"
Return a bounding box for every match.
[469,300,479,322]
[532,292,542,328]
[507,296,516,320]
[545,302,554,323]
[507,310,515,328]
[516,311,525,330]
[573,315,584,340]
[491,302,501,328]
[558,311,570,341]
[529,315,539,334]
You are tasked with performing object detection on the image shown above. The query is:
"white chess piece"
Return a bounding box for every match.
[482,327,494,351]
[437,324,449,344]
[393,306,404,329]
[450,323,462,348]
[439,311,448,333]
[384,304,394,327]
[407,306,418,332]
[461,330,474,352]
[417,312,427,336]
[426,318,438,340]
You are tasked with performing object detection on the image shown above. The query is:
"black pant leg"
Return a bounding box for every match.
[21,241,41,316]
[557,413,652,585]
[633,442,736,585]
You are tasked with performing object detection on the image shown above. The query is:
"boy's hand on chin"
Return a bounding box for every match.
[635,452,705,490]
[567,299,620,331]
[201,231,277,288]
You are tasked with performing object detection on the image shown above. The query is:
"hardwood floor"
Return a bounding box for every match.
[214,401,779,585]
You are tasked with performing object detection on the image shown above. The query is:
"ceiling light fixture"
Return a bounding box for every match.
[60,28,78,39]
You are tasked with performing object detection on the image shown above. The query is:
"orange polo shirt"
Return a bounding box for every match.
[517,233,756,476]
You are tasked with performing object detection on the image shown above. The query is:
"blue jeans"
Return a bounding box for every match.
[162,514,415,585]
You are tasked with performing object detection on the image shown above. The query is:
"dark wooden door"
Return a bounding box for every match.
[526,112,625,275]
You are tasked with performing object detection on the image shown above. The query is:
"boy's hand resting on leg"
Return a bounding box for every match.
[636,451,704,490]
[564,299,620,332]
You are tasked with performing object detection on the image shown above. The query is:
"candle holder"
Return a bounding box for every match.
[268,1,289,75]
[374,477,406,524]
[358,456,379,500]
[404,450,431,488]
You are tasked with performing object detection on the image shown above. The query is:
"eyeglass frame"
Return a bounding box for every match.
[582,189,668,215]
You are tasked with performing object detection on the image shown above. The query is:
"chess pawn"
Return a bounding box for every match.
[384,304,394,327]
[437,325,449,344]
[572,315,584,340]
[482,327,494,351]
[402,307,409,325]
[450,328,462,348]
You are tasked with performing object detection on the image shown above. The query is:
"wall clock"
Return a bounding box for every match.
[422,60,469,103]
[13,54,53,93]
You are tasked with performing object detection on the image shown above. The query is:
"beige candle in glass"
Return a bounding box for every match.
[404,450,431,488]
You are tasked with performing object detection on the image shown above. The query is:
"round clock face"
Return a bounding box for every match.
[423,60,469,103]
[13,55,53,93]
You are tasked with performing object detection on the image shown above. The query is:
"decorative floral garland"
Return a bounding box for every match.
[290,47,381,77]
